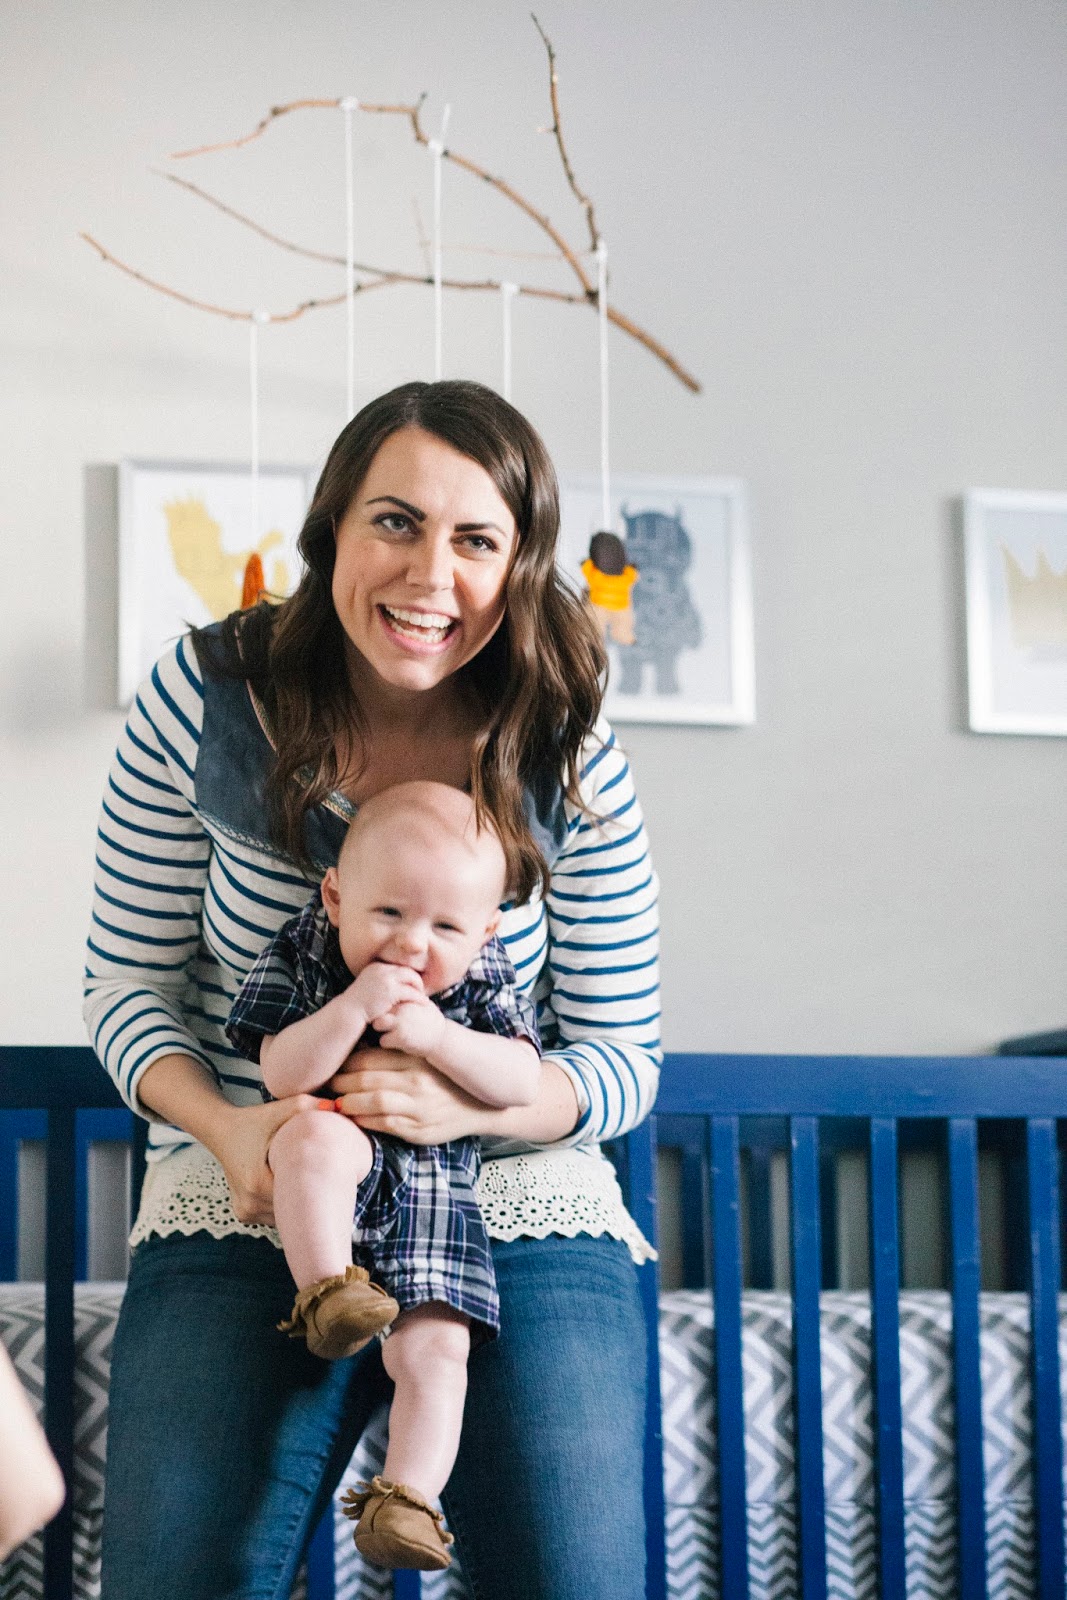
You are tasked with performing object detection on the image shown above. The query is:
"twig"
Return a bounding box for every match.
[79,233,384,323]
[531,13,599,253]
[170,97,424,160]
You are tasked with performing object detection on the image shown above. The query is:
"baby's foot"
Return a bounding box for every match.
[341,1476,454,1570]
[278,1266,398,1359]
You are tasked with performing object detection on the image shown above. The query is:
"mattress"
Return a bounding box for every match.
[2,1282,1064,1599]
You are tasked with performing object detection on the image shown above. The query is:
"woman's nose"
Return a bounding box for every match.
[407,534,454,591]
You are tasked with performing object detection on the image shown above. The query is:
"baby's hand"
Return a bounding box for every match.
[350,962,424,1027]
[377,997,447,1058]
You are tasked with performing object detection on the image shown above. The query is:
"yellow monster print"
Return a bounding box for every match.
[163,497,290,619]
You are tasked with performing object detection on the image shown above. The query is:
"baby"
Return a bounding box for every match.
[225,781,541,1572]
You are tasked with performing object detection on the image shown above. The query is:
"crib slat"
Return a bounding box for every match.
[948,1118,987,1600]
[868,1118,906,1600]
[628,1115,669,1600]
[711,1116,750,1598]
[43,1104,76,1600]
[1026,1118,1066,1600]
[790,1116,828,1600]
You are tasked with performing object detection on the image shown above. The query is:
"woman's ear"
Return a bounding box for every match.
[321,867,342,927]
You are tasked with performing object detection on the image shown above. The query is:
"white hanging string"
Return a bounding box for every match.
[249,311,270,540]
[500,281,518,400]
[340,97,358,420]
[428,104,451,380]
[596,240,611,528]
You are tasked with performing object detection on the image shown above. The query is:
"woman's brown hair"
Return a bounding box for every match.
[194,379,607,902]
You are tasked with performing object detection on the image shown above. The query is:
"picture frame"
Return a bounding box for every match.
[118,460,315,706]
[558,473,755,725]
[963,489,1067,737]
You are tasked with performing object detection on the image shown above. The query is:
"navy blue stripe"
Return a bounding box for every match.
[98,827,209,872]
[550,872,654,902]
[150,658,200,744]
[86,938,189,973]
[210,841,311,910]
[213,834,313,890]
[552,954,658,978]
[91,911,196,950]
[101,796,202,844]
[175,635,205,699]
[94,885,194,923]
[134,694,195,781]
[108,775,189,819]
[554,982,659,1004]
[124,725,167,767]
[95,854,205,898]
[550,929,653,954]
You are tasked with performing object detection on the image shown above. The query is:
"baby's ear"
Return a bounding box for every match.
[484,909,501,940]
[321,867,342,927]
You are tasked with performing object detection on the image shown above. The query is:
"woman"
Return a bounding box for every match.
[85,380,661,1599]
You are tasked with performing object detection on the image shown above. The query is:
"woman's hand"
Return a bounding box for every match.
[328,1046,582,1147]
[328,1046,490,1146]
[208,1094,324,1226]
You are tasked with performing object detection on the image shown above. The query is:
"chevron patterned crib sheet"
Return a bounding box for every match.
[2,1283,1066,1599]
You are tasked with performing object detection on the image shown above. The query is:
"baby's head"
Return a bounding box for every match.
[320,781,508,995]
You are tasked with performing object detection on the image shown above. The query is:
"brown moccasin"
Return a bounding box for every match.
[278,1265,399,1359]
[341,1476,454,1570]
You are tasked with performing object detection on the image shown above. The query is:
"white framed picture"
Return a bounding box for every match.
[558,473,755,725]
[118,460,315,706]
[963,489,1067,736]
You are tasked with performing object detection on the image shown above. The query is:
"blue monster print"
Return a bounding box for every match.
[616,508,702,696]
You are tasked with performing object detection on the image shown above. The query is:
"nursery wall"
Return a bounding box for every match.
[1,0,1064,1055]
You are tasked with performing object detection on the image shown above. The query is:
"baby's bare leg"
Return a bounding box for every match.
[380,1305,471,1502]
[268,1109,373,1289]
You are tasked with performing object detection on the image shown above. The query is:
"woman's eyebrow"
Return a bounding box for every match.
[367,495,508,539]
[366,495,425,520]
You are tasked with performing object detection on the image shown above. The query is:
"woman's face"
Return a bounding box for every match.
[332,426,517,700]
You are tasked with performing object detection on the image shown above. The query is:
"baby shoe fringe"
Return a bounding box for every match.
[277,1263,376,1338]
[341,1477,454,1546]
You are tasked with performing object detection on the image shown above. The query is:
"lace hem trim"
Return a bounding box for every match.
[129,1142,655,1264]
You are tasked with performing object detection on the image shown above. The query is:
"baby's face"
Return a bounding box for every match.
[324,828,503,996]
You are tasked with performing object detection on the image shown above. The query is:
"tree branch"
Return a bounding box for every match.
[531,13,599,254]
[79,233,385,323]
[86,24,701,390]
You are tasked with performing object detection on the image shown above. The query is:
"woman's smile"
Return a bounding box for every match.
[332,426,517,697]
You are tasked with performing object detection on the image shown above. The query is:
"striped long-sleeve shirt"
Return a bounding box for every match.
[83,635,661,1252]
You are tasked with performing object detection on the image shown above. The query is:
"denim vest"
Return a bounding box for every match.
[193,626,570,878]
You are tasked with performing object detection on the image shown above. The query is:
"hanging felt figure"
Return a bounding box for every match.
[581,531,639,647]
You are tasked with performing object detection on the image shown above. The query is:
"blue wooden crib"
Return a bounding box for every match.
[2,1043,1065,1600]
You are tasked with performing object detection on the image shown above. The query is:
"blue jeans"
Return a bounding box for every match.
[100,1230,647,1599]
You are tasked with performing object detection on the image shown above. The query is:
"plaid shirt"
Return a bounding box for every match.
[225,890,540,1340]
[226,891,540,1078]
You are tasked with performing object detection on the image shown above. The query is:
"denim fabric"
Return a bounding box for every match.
[193,627,571,876]
[100,1231,647,1600]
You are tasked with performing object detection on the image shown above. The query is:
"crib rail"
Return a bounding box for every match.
[0,1048,128,1600]
[632,1053,1067,1600]
[4,1046,1065,1600]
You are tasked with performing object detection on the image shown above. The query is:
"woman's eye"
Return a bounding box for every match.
[376,513,412,535]
[460,533,498,554]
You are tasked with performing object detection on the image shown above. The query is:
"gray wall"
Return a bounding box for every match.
[1,0,1064,1053]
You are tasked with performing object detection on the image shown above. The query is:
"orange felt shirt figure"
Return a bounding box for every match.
[581,530,638,646]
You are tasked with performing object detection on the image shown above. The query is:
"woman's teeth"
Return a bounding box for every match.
[381,605,454,642]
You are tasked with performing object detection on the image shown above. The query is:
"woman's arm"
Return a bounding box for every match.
[83,639,219,1116]
[512,725,662,1144]
[0,1345,65,1561]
